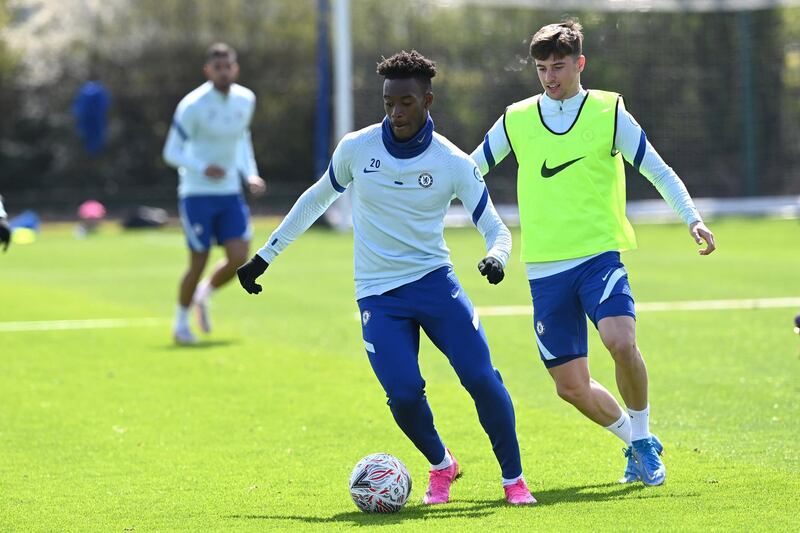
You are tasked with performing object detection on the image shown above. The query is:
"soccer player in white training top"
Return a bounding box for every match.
[163,43,266,345]
[237,51,536,505]
[471,21,716,486]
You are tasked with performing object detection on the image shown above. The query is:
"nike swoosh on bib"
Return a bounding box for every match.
[540,156,585,178]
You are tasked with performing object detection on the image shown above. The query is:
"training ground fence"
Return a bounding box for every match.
[0,0,798,217]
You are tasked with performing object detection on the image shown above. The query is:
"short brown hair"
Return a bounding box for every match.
[206,42,237,63]
[530,20,583,60]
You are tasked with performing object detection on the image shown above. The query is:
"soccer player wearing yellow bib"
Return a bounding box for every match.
[471,21,716,486]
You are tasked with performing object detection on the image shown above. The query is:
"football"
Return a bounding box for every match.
[348,453,412,513]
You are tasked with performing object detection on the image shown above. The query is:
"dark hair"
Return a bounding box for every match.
[206,42,237,63]
[530,20,583,60]
[376,50,437,89]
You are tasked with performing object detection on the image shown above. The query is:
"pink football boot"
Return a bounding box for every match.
[423,451,460,504]
[504,478,537,505]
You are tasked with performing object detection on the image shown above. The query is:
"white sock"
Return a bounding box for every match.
[605,412,632,446]
[193,279,214,302]
[175,304,190,328]
[502,474,523,486]
[628,405,651,442]
[431,448,453,470]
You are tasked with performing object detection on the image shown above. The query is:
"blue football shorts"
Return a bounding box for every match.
[178,194,251,252]
[528,251,636,368]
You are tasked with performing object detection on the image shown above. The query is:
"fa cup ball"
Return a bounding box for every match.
[348,453,412,513]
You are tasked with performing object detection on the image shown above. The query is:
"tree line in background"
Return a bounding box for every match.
[0,0,798,215]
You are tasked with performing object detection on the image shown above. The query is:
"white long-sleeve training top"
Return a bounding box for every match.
[163,81,258,198]
[256,122,512,300]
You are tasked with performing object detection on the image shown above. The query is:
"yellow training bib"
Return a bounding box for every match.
[504,90,637,262]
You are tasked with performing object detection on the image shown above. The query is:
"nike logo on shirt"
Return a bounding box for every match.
[363,168,381,174]
[540,156,585,178]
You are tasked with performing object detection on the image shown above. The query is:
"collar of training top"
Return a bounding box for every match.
[540,85,587,112]
[381,115,434,159]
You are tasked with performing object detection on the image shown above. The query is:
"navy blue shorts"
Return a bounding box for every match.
[179,194,251,252]
[528,252,636,368]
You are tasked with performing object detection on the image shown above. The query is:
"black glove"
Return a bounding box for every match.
[478,256,504,285]
[0,219,10,252]
[237,254,269,294]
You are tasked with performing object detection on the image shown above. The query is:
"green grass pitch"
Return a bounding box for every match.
[0,217,798,531]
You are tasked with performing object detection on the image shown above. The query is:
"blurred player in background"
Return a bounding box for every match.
[237,51,536,505]
[471,21,716,486]
[163,43,266,345]
[0,195,10,252]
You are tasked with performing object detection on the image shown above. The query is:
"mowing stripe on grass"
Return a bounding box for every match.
[475,296,800,317]
[0,317,168,332]
[4,297,799,331]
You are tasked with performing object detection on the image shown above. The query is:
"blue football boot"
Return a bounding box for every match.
[620,434,663,484]
[631,435,666,486]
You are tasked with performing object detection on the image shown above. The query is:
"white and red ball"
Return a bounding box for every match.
[348,453,412,513]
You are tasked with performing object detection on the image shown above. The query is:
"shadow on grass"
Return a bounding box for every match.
[228,481,692,526]
[229,499,502,526]
[162,339,240,350]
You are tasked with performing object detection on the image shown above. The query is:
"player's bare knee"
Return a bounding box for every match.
[228,252,249,268]
[606,338,639,365]
[223,240,249,266]
[556,381,589,405]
